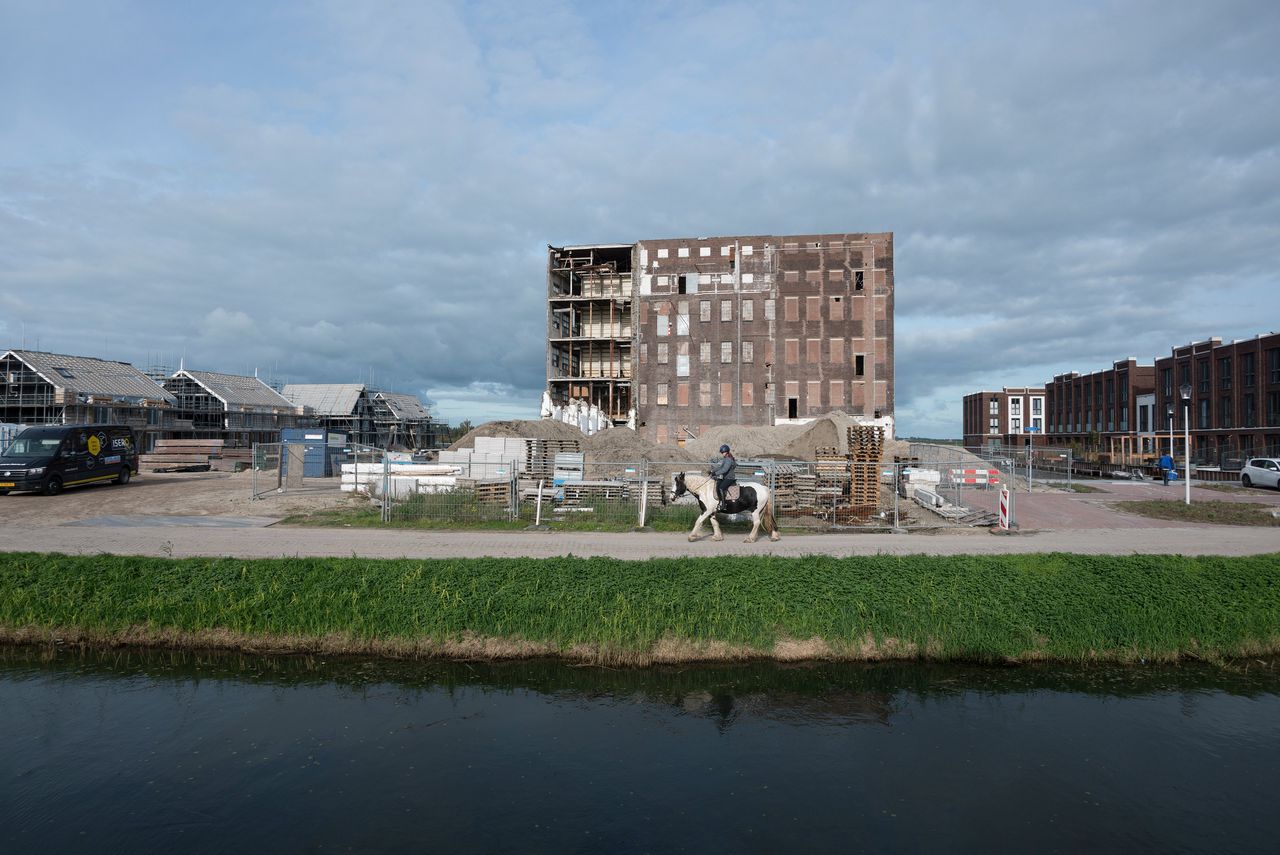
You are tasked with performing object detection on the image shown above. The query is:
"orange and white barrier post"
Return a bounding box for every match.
[998,486,1013,530]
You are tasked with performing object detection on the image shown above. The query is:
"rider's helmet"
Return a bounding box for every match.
[719,444,731,453]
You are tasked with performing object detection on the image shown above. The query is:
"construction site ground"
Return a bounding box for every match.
[1,468,1277,559]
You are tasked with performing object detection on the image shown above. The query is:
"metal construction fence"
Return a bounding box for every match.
[251,442,389,504]
[953,442,1076,490]
[252,448,1058,531]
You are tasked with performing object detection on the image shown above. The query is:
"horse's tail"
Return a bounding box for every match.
[761,499,778,533]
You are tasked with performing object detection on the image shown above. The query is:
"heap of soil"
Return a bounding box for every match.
[583,426,698,463]
[685,412,897,461]
[448,419,585,451]
[451,412,909,463]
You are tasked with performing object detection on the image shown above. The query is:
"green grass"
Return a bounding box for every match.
[283,498,763,533]
[2,552,1278,664]
[1061,483,1106,493]
[1200,483,1247,494]
[1115,500,1280,526]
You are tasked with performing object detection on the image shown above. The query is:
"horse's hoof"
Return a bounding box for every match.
[687,534,698,542]
[712,534,724,542]
[770,533,781,541]
[744,536,757,543]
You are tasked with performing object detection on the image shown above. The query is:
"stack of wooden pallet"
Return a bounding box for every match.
[770,465,801,510]
[561,480,626,506]
[526,438,583,480]
[815,446,850,500]
[139,439,224,472]
[845,426,885,520]
[459,478,512,506]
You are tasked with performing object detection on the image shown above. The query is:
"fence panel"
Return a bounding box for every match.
[249,447,1040,532]
[252,442,386,502]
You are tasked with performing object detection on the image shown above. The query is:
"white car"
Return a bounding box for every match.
[1240,457,1280,489]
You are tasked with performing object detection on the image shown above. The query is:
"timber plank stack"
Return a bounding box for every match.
[139,439,224,472]
[210,447,253,472]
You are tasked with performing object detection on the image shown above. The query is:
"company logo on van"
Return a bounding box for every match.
[87,435,101,456]
[111,437,132,450]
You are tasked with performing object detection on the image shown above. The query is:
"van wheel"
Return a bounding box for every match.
[116,466,131,486]
[1242,474,1252,488]
[44,476,63,496]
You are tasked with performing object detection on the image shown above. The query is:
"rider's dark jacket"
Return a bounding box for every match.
[710,453,737,498]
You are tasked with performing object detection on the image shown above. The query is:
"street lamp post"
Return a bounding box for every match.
[1179,383,1192,505]
[1166,404,1174,458]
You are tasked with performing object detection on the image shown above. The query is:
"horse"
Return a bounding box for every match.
[671,471,781,543]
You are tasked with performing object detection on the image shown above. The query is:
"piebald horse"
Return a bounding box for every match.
[671,472,781,543]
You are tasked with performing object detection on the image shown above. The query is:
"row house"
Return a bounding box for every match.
[1045,359,1156,461]
[1154,333,1280,464]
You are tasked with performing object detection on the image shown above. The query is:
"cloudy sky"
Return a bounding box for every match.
[2,1,1277,436]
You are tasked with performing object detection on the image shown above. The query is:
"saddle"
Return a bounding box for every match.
[723,484,741,503]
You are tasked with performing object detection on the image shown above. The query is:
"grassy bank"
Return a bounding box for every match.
[1115,499,1280,526]
[2,552,1278,665]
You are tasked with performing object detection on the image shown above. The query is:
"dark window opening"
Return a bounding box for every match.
[854,271,864,290]
[855,355,865,377]
[677,275,687,295]
[788,398,798,419]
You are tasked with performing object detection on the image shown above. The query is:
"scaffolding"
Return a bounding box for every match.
[1,350,175,449]
[547,245,634,423]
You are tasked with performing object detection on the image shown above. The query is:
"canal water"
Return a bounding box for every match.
[2,647,1277,853]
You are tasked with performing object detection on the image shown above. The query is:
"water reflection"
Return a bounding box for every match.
[2,646,1278,854]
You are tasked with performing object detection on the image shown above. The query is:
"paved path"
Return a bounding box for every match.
[3,477,1276,560]
[4,522,1276,559]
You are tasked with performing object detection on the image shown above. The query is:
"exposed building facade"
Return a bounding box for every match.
[548,232,894,444]
[962,386,1046,449]
[546,244,633,425]
[1154,334,1280,464]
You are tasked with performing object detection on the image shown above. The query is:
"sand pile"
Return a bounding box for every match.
[448,419,584,451]
[451,413,902,463]
[685,412,890,461]
[583,426,698,463]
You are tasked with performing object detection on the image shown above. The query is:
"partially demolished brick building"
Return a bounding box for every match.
[547,232,894,443]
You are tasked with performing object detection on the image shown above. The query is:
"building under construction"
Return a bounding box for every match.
[547,232,895,443]
[162,369,303,447]
[281,384,446,450]
[546,244,634,425]
[0,349,176,449]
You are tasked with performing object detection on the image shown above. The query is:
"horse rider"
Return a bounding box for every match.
[709,444,737,512]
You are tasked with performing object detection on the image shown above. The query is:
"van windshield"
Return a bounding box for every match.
[2,431,64,458]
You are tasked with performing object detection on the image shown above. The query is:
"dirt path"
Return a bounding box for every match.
[0,470,360,526]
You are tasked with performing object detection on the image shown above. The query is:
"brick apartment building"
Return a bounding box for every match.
[1154,333,1280,464]
[1045,359,1155,458]
[548,232,894,444]
[962,387,1046,449]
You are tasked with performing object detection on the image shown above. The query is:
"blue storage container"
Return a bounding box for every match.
[281,429,347,477]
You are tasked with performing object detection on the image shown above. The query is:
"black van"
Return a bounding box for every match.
[0,424,139,496]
